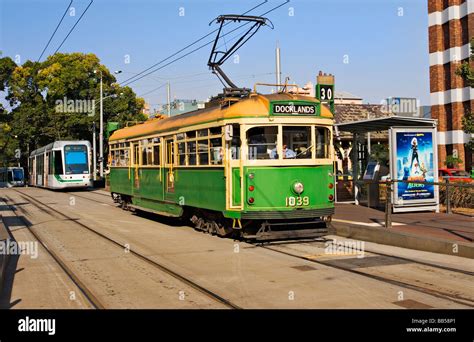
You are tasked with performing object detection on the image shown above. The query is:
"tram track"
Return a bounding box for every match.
[2,195,103,309]
[25,187,474,308]
[68,189,474,278]
[257,243,474,308]
[10,188,241,309]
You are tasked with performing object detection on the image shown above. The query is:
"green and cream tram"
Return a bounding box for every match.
[109,93,335,240]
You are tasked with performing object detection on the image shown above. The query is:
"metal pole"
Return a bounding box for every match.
[99,72,104,179]
[276,42,281,91]
[167,81,171,117]
[93,121,97,181]
[367,112,371,156]
[353,133,359,205]
[385,181,392,228]
[445,178,451,214]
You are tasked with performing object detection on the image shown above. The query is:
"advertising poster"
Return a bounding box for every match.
[391,128,438,206]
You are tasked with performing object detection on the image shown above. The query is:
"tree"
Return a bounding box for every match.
[369,143,389,166]
[0,57,18,166]
[2,52,145,167]
[455,38,474,152]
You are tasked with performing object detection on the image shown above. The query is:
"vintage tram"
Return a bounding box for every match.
[108,91,335,240]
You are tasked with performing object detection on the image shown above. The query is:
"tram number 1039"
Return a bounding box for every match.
[285,196,310,207]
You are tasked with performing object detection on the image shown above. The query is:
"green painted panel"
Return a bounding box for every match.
[244,165,335,211]
[173,168,226,211]
[232,167,241,206]
[132,196,182,217]
[109,168,133,195]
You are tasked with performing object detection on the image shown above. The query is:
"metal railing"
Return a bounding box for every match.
[352,178,473,229]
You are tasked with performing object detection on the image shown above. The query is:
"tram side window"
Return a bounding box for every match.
[282,126,311,159]
[177,142,186,165]
[198,140,209,165]
[187,141,196,166]
[153,144,160,165]
[54,151,63,174]
[210,138,223,165]
[315,127,330,159]
[247,126,278,160]
[141,144,152,166]
[37,156,44,175]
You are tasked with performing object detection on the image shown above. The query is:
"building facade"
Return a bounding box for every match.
[428,0,473,171]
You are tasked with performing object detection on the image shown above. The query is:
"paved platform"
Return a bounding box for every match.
[333,204,473,243]
[332,203,474,258]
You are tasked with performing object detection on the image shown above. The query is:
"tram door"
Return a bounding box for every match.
[132,142,140,194]
[44,153,49,187]
[226,124,243,210]
[31,157,36,186]
[164,138,175,196]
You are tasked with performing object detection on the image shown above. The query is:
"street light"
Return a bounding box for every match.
[93,69,104,179]
[93,70,124,180]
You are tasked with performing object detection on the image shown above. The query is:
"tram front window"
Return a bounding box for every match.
[315,127,330,159]
[282,126,311,159]
[13,169,24,181]
[247,126,277,160]
[65,145,89,174]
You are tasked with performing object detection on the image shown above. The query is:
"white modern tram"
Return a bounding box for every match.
[29,141,93,189]
[0,167,25,187]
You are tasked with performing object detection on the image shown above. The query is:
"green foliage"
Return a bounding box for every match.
[444,155,463,168]
[0,56,16,92]
[369,143,389,166]
[0,53,145,167]
[439,186,473,209]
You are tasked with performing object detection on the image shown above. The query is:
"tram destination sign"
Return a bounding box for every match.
[271,102,319,116]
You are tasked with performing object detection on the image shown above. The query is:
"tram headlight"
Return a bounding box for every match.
[293,182,304,194]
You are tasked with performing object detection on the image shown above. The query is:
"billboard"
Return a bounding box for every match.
[390,128,439,208]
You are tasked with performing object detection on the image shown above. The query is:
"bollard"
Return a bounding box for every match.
[445,178,452,214]
[385,181,392,229]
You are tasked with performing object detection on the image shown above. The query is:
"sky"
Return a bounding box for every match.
[0,0,430,111]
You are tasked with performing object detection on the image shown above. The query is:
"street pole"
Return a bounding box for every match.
[99,72,104,179]
[93,121,97,181]
[275,41,281,91]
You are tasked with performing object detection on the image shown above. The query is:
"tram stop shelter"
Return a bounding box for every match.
[335,116,439,213]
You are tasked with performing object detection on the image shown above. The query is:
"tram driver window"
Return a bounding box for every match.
[282,126,311,159]
[315,127,330,158]
[247,126,277,160]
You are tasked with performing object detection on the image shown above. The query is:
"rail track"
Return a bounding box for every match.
[9,188,241,309]
[3,194,103,309]
[72,189,474,277]
[257,242,474,308]
[18,187,474,308]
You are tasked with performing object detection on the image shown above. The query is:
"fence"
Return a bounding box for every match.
[335,178,473,229]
